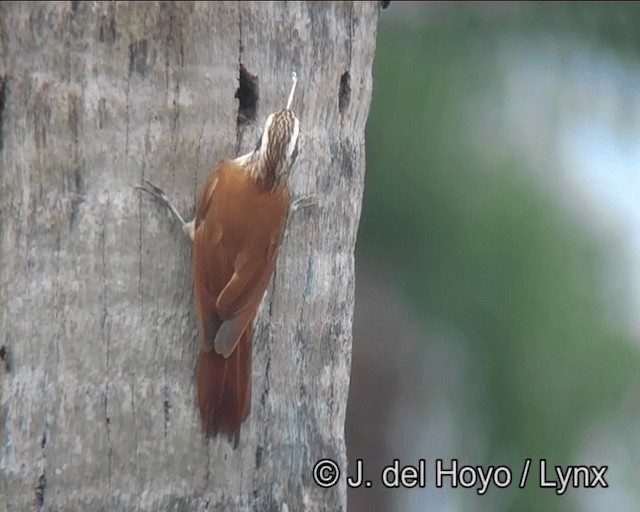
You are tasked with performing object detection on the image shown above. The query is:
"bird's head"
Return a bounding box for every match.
[253,108,300,186]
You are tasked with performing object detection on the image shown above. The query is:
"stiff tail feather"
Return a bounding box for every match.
[196,326,252,441]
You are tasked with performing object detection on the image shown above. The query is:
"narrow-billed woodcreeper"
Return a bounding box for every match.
[138,73,300,440]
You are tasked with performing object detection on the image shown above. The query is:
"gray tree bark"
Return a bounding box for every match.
[0,2,379,510]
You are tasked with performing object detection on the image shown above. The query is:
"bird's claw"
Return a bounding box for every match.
[136,179,187,226]
[136,179,169,203]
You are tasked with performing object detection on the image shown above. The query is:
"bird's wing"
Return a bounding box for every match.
[213,233,283,358]
[193,169,223,353]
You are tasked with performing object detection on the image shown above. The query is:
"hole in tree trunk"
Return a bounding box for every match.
[235,64,258,126]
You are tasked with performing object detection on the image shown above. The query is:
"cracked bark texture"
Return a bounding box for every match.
[0,2,379,510]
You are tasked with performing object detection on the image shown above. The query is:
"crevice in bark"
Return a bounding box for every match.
[100,201,113,497]
[348,1,354,67]
[194,119,205,206]
[163,378,171,438]
[339,72,351,115]
[34,470,46,508]
[129,39,149,77]
[130,375,138,458]
[98,14,117,44]
[167,8,183,185]
[125,57,131,160]
[260,356,271,408]
[104,382,112,497]
[268,266,277,321]
[36,402,50,510]
[53,231,61,370]
[66,90,84,230]
[35,422,49,508]
[101,203,109,332]
[255,445,263,469]
[0,344,11,373]
[69,165,85,230]
[0,75,6,152]
[303,254,315,299]
[205,444,211,486]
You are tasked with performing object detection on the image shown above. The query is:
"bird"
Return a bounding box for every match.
[137,72,301,442]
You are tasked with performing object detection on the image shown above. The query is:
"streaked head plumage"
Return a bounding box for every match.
[251,72,300,186]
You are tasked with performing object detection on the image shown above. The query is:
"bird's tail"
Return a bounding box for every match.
[196,326,252,441]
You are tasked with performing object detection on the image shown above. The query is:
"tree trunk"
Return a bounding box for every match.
[0,2,379,510]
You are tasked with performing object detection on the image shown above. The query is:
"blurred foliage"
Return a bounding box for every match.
[358,3,640,511]
[529,2,640,58]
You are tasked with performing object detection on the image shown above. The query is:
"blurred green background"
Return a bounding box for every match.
[347,3,640,512]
